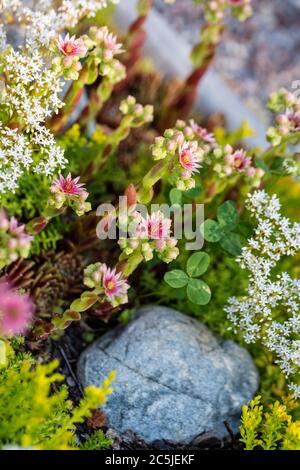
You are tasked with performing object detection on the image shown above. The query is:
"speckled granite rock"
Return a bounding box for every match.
[78,305,258,444]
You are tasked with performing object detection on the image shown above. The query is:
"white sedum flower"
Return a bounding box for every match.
[0,0,119,49]
[225,190,300,396]
[0,49,66,192]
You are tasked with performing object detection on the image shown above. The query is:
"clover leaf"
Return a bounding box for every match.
[200,219,223,242]
[164,251,211,306]
[186,279,211,305]
[164,270,189,288]
[201,200,243,256]
[217,200,239,231]
[186,251,210,278]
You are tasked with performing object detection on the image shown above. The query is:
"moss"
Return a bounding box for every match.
[0,345,115,450]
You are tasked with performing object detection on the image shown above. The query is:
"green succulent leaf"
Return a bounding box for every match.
[70,291,98,312]
[86,63,98,85]
[186,252,210,278]
[201,219,223,242]
[164,270,189,288]
[217,200,239,231]
[186,278,211,305]
[219,232,244,257]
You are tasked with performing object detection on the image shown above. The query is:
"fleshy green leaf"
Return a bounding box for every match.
[219,232,244,257]
[186,252,210,278]
[201,219,223,242]
[186,279,211,305]
[164,270,189,288]
[86,62,99,85]
[217,201,239,231]
[70,291,98,312]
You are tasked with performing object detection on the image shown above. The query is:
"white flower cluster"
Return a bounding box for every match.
[225,190,300,397]
[3,49,63,130]
[0,49,66,192]
[0,125,31,192]
[0,0,119,49]
[0,0,120,193]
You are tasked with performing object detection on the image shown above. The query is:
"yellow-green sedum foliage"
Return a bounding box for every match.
[240,395,300,450]
[0,347,115,450]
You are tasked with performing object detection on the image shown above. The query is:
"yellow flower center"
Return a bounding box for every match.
[107,281,115,290]
[65,44,74,54]
[181,152,191,164]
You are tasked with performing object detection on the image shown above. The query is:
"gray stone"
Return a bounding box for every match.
[78,306,258,444]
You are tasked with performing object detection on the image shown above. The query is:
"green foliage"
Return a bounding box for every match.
[0,347,115,450]
[30,219,67,255]
[79,430,112,450]
[164,269,189,289]
[58,124,100,175]
[201,200,244,256]
[186,251,210,277]
[140,247,243,334]
[219,231,243,257]
[164,251,211,305]
[201,218,223,242]
[0,173,51,220]
[168,186,203,207]
[0,172,70,255]
[217,200,239,230]
[0,0,299,451]
[240,395,300,450]
[169,188,183,206]
[186,278,211,305]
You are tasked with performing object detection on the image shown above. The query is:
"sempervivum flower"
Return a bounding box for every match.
[100,27,124,60]
[154,237,179,263]
[136,211,172,240]
[57,34,87,57]
[51,174,86,196]
[49,174,91,216]
[288,112,300,132]
[225,149,252,173]
[0,210,33,269]
[90,26,124,60]
[101,264,130,306]
[179,141,202,174]
[122,211,179,263]
[0,282,33,337]
[84,262,130,307]
[189,120,216,144]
